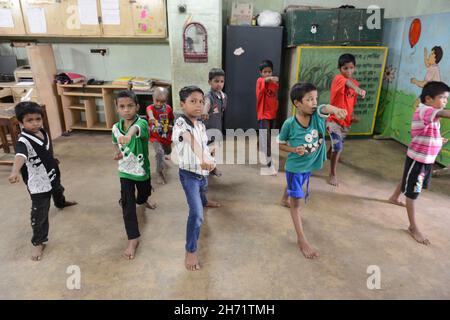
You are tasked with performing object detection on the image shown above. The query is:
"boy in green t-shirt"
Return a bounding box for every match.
[278,83,346,259]
[112,90,157,260]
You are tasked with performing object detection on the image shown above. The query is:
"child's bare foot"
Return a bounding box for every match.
[157,171,166,184]
[31,244,46,261]
[63,201,77,208]
[205,200,221,208]
[388,196,406,207]
[123,239,139,260]
[297,241,319,259]
[328,174,339,186]
[281,199,290,208]
[408,227,430,245]
[144,201,157,210]
[185,251,201,271]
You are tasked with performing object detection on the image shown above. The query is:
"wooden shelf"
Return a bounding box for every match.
[71,121,87,129]
[71,122,109,131]
[58,83,129,90]
[63,92,103,98]
[68,105,85,110]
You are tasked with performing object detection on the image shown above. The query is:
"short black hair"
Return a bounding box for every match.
[179,85,204,102]
[15,101,43,122]
[258,59,273,72]
[338,53,356,68]
[420,81,450,103]
[209,68,225,81]
[432,46,443,64]
[290,82,317,104]
[115,90,138,105]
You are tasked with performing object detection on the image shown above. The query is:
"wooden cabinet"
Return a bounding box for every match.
[62,0,102,36]
[100,0,134,36]
[20,0,64,36]
[57,83,128,131]
[0,0,26,35]
[131,0,166,38]
[5,0,167,38]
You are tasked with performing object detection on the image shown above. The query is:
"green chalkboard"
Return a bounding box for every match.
[295,46,388,135]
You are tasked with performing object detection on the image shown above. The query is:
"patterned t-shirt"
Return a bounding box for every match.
[172,115,212,176]
[407,104,443,164]
[278,105,329,173]
[15,128,60,194]
[112,115,150,181]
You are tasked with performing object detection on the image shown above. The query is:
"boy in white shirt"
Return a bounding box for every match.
[172,86,220,271]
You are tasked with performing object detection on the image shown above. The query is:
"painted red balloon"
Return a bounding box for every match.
[409,18,421,48]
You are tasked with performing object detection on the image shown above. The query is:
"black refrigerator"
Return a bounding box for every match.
[224,25,283,130]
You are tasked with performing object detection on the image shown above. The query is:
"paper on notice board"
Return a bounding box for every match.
[101,0,119,10]
[101,0,120,25]
[78,0,99,25]
[0,8,14,28]
[26,7,47,33]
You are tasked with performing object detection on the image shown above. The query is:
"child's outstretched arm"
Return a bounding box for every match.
[8,155,25,184]
[117,125,140,145]
[321,104,348,120]
[436,109,450,119]
[345,80,366,98]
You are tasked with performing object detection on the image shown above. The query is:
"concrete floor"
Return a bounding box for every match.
[0,132,449,299]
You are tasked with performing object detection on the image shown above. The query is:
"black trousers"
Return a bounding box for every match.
[29,183,66,246]
[120,178,152,240]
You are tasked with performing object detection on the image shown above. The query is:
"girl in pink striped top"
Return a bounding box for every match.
[389,81,450,245]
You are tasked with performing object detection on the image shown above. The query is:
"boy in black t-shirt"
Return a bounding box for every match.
[8,102,76,261]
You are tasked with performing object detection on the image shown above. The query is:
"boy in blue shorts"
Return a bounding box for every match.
[278,83,347,259]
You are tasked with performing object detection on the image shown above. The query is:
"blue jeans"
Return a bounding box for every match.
[179,169,208,253]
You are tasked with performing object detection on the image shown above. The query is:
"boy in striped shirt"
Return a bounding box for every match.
[389,81,450,245]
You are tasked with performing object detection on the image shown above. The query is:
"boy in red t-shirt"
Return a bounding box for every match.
[256,59,279,175]
[146,87,174,184]
[327,54,366,186]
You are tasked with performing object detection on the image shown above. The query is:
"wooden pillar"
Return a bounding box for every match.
[26,44,64,138]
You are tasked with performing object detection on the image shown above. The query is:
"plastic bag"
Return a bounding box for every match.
[257,10,282,27]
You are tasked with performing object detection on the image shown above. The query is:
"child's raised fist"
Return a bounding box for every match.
[8,174,20,184]
[333,108,348,120]
[358,89,366,99]
[295,146,306,156]
[118,135,131,145]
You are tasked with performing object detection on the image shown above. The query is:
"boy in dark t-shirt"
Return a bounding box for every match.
[8,102,77,261]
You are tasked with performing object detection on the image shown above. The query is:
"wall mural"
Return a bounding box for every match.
[376,13,450,166]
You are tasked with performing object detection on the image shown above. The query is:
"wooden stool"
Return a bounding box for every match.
[0,104,50,166]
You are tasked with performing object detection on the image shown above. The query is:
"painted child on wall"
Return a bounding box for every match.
[411,46,443,109]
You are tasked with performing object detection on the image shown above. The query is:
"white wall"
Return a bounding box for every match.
[0,42,171,81]
[283,0,450,18]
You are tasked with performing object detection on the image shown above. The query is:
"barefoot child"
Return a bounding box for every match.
[278,83,347,259]
[146,87,174,184]
[327,53,366,186]
[388,81,450,245]
[112,90,156,260]
[8,102,77,261]
[256,59,279,175]
[173,86,219,271]
[202,68,227,177]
